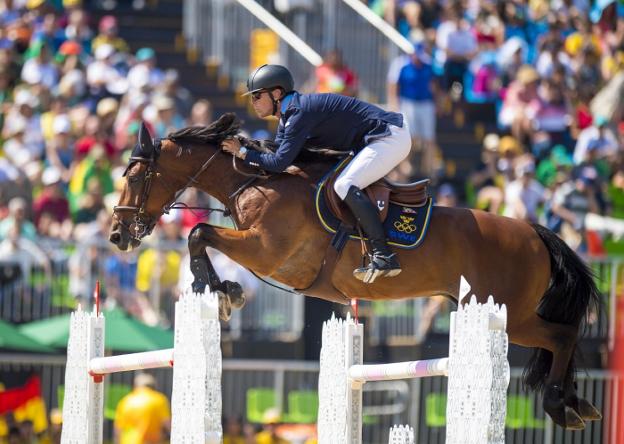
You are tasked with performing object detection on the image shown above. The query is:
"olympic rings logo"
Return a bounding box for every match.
[394,221,417,233]
[394,216,417,233]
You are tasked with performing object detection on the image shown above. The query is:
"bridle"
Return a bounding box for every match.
[113,138,268,241]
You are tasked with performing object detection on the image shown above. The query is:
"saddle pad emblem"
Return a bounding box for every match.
[394,216,417,233]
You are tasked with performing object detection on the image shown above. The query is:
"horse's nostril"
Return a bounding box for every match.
[110,232,121,244]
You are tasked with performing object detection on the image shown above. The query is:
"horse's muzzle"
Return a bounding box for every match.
[109,224,140,251]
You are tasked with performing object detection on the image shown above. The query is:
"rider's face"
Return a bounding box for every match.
[251,89,279,118]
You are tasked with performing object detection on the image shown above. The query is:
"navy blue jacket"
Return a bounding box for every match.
[243,92,403,172]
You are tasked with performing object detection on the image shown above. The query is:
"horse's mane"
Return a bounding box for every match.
[167,113,345,170]
[167,113,241,145]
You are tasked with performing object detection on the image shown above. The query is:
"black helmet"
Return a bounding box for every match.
[244,64,294,96]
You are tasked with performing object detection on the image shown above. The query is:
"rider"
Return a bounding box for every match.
[221,64,411,283]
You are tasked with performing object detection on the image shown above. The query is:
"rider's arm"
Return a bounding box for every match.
[244,109,309,172]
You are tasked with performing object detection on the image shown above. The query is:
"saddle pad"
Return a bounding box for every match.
[315,176,434,249]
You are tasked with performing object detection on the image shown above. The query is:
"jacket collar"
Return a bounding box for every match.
[280,91,296,114]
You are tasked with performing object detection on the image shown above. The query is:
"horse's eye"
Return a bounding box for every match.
[128,176,140,184]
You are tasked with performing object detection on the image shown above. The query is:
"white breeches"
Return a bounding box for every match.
[333,122,412,200]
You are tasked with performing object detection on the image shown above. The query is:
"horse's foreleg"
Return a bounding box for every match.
[188,223,257,320]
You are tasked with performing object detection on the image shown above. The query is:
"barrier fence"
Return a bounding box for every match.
[0,354,616,444]
[60,288,222,443]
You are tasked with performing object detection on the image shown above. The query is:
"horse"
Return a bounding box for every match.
[109,114,601,430]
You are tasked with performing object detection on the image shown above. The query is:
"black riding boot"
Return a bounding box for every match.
[344,186,401,283]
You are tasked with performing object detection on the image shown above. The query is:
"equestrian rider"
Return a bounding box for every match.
[221,64,411,283]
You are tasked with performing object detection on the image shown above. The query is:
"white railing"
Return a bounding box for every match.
[182,0,405,102]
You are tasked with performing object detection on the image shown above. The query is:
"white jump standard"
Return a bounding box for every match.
[317,277,510,444]
[60,288,223,444]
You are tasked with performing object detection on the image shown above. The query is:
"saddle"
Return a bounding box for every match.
[324,157,430,225]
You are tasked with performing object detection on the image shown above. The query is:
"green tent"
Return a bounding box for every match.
[0,319,56,353]
[18,307,174,352]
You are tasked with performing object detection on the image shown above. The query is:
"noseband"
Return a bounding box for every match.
[112,151,163,241]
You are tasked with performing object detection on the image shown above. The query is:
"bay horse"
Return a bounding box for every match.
[109,114,601,430]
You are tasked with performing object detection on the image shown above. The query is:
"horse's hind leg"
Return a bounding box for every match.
[563,366,603,421]
[516,316,585,429]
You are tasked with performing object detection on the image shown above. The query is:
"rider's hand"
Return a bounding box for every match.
[221,137,242,157]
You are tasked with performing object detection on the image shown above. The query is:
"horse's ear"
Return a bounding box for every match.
[138,122,154,155]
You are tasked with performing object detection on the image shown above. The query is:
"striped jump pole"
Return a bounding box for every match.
[317,276,510,444]
[60,288,222,444]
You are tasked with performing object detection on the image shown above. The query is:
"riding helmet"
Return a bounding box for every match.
[244,64,294,95]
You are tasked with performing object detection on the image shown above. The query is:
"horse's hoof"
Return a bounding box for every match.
[224,280,246,309]
[545,403,585,429]
[564,406,586,430]
[192,280,207,294]
[544,385,585,430]
[574,398,602,421]
[217,291,232,322]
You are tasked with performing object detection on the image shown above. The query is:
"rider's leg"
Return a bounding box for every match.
[333,121,412,282]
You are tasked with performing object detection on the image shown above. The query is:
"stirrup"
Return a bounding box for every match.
[353,264,402,284]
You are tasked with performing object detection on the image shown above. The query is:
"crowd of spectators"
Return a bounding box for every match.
[0,0,221,326]
[381,0,624,253]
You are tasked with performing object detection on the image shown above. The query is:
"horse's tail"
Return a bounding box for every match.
[523,224,601,392]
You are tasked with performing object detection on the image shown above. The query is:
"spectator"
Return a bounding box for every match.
[436,182,457,207]
[188,98,213,127]
[95,97,119,134]
[4,88,44,160]
[62,8,93,54]
[573,115,619,164]
[44,114,75,183]
[469,50,501,100]
[68,155,111,228]
[535,144,574,188]
[255,409,289,444]
[503,160,547,222]
[499,65,541,142]
[86,43,126,98]
[91,15,129,53]
[151,95,185,138]
[0,197,37,241]
[314,49,358,97]
[223,416,246,444]
[497,36,528,87]
[0,220,51,280]
[128,47,164,90]
[21,39,58,89]
[468,133,504,213]
[75,113,116,160]
[387,42,437,175]
[159,69,193,117]
[435,3,477,94]
[551,167,601,249]
[33,167,71,239]
[114,372,171,444]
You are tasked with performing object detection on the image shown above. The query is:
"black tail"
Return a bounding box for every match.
[523,224,601,392]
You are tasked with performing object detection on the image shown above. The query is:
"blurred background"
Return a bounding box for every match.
[0,0,623,442]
